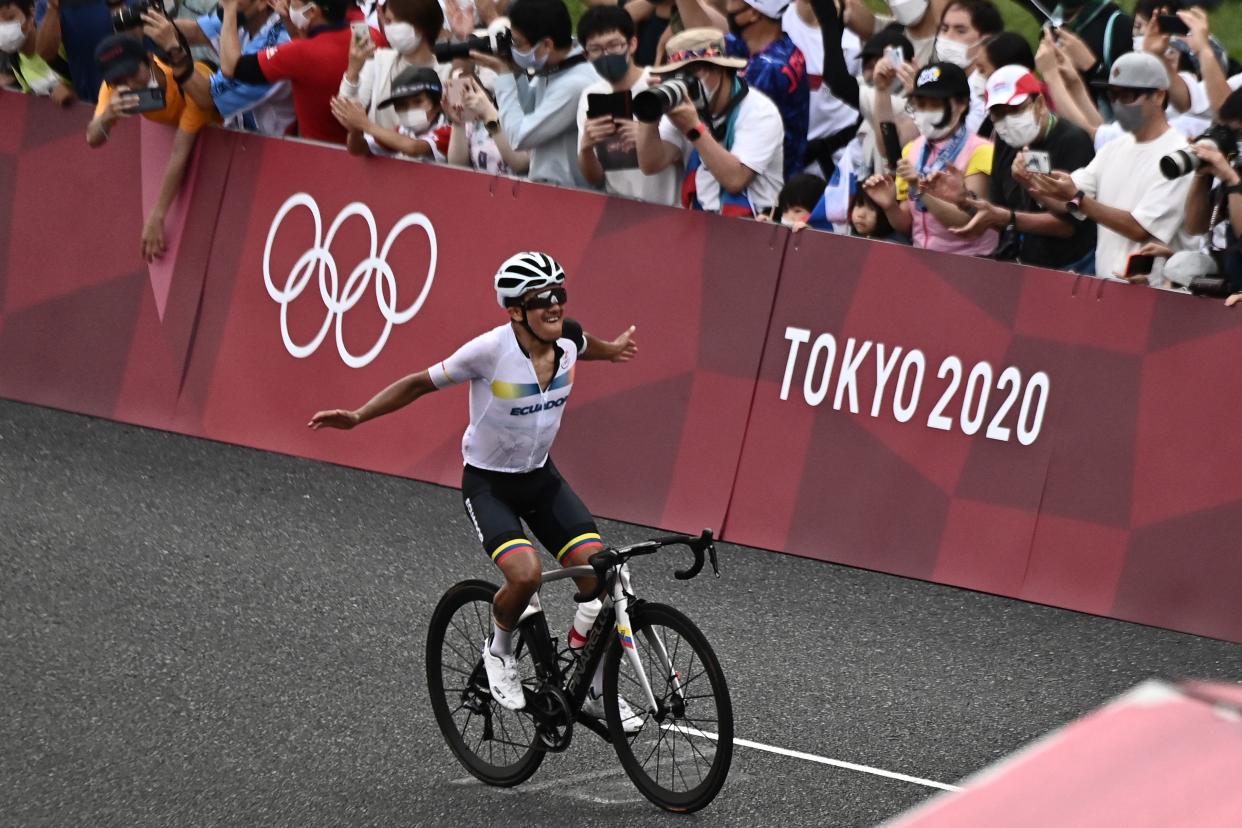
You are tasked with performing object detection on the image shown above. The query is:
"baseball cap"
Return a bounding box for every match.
[859,27,913,60]
[1091,51,1170,90]
[911,62,969,99]
[985,64,1042,109]
[741,0,789,18]
[378,66,443,108]
[94,34,148,85]
[650,28,748,74]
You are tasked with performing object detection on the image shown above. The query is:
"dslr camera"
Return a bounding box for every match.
[110,0,176,31]
[434,27,513,62]
[633,73,707,123]
[1160,123,1239,179]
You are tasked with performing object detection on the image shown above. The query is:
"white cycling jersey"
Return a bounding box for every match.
[429,320,587,473]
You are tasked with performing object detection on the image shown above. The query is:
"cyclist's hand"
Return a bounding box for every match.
[609,325,637,362]
[308,409,361,430]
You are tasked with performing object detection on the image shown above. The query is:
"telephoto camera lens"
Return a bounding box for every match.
[633,74,705,123]
[433,35,490,62]
[1160,123,1237,179]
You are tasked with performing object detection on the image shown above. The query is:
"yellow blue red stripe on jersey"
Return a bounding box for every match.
[492,538,537,563]
[556,532,602,562]
[491,366,575,400]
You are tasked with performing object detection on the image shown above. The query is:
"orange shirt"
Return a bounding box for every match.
[95,58,221,134]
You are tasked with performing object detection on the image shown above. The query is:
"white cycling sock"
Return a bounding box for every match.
[490,621,513,657]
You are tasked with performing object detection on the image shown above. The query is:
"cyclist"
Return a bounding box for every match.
[309,251,642,728]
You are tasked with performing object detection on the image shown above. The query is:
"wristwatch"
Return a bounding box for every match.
[685,122,706,142]
[1066,189,1086,219]
[484,119,501,136]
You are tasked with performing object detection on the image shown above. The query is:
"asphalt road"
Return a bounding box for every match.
[4,399,1242,827]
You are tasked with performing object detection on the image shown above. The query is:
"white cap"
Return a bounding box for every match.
[742,0,789,18]
[1163,251,1218,288]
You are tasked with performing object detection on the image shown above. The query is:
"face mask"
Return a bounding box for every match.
[0,20,24,53]
[700,75,720,109]
[994,108,1041,148]
[912,107,955,140]
[1133,35,1146,54]
[1113,100,1146,133]
[591,53,629,84]
[780,216,799,228]
[289,2,313,30]
[385,22,421,54]
[936,38,975,69]
[399,107,430,132]
[889,0,929,27]
[511,42,547,71]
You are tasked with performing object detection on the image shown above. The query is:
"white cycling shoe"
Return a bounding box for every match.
[481,636,526,711]
[582,690,644,733]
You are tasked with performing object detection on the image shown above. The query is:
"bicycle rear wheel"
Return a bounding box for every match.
[603,602,733,813]
[426,580,544,786]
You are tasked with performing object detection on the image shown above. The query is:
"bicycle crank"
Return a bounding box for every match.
[527,684,574,752]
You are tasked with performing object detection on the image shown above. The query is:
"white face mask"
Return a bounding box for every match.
[385,21,422,54]
[1133,35,1145,54]
[889,0,929,26]
[289,2,313,31]
[912,107,955,140]
[399,107,430,132]
[0,20,25,53]
[936,37,976,69]
[511,42,547,71]
[993,107,1041,148]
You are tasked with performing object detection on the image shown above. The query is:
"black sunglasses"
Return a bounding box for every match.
[523,287,567,310]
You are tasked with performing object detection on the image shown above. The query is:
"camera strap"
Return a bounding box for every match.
[536,51,589,79]
[707,77,748,149]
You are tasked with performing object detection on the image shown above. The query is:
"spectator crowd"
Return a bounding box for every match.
[6,0,1242,296]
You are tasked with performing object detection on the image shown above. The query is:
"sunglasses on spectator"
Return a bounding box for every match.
[1106,87,1156,104]
[584,39,629,59]
[523,287,567,309]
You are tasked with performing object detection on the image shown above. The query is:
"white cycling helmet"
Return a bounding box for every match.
[494,251,566,308]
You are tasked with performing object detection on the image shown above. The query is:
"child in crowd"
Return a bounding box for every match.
[849,189,909,244]
[331,65,451,161]
[773,173,827,230]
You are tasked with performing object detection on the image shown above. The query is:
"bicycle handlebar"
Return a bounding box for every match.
[571,528,719,603]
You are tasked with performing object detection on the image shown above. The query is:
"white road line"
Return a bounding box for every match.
[661,724,962,792]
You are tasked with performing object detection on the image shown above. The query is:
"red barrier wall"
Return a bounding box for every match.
[4,92,1241,642]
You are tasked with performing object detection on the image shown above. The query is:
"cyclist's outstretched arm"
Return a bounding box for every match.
[581,325,638,363]
[308,371,439,430]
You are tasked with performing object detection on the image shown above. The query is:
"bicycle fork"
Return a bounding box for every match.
[612,564,686,719]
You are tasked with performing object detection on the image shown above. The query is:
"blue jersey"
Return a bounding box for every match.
[726,32,809,178]
[196,12,292,133]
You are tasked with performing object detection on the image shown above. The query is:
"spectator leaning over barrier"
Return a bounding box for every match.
[576,5,678,205]
[468,0,602,188]
[85,32,221,263]
[444,65,532,174]
[1025,51,1200,285]
[332,64,451,159]
[337,0,444,138]
[226,0,368,144]
[152,0,296,136]
[677,0,809,178]
[32,0,115,100]
[0,0,73,102]
[861,62,997,255]
[952,65,1097,272]
[637,27,785,217]
[1174,86,1242,298]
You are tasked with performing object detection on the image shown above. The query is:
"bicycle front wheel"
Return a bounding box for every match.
[426,579,544,787]
[603,602,733,813]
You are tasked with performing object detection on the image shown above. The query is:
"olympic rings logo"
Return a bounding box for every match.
[262,193,437,368]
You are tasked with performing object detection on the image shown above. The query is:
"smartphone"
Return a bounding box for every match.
[443,76,471,111]
[1124,254,1156,277]
[350,20,371,46]
[586,91,633,120]
[1025,150,1052,174]
[129,86,166,113]
[1156,13,1190,36]
[884,45,904,67]
[879,121,902,173]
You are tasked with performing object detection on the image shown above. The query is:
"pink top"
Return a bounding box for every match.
[899,132,999,257]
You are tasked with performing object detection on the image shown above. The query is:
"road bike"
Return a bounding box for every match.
[426,529,733,813]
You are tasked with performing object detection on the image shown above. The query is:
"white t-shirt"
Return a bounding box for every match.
[781,4,861,140]
[1071,126,1200,283]
[465,121,513,175]
[430,321,587,473]
[576,69,679,206]
[1169,70,1212,139]
[657,85,785,214]
[965,69,986,135]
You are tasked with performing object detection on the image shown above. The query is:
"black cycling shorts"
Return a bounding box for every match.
[461,459,601,565]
